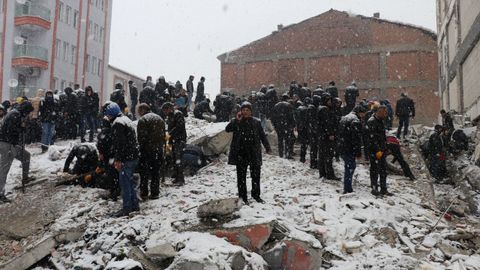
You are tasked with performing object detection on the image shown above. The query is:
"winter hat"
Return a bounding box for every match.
[240,101,252,111]
[161,102,175,111]
[18,100,34,115]
[105,102,121,118]
[353,105,367,114]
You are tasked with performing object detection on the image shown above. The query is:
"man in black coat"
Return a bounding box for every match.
[272,96,296,159]
[63,144,98,176]
[367,105,391,196]
[265,85,278,119]
[105,102,139,216]
[344,83,359,115]
[440,109,455,141]
[110,83,128,114]
[0,101,34,203]
[80,86,99,142]
[307,95,321,169]
[195,77,206,104]
[139,86,158,114]
[39,90,59,152]
[137,103,165,200]
[295,101,310,163]
[128,81,138,120]
[226,102,271,204]
[325,81,338,98]
[428,125,447,181]
[214,93,234,122]
[395,93,415,139]
[193,99,214,120]
[317,94,339,180]
[64,87,78,139]
[338,105,366,193]
[162,102,187,186]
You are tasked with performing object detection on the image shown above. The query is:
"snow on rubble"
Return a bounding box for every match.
[1,117,479,270]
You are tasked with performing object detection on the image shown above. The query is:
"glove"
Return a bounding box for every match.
[84,174,93,182]
[95,167,103,174]
[375,151,383,160]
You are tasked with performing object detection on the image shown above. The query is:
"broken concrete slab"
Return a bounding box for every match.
[263,239,322,270]
[127,246,159,270]
[214,223,273,252]
[197,198,241,219]
[342,241,364,254]
[145,243,177,264]
[0,237,56,270]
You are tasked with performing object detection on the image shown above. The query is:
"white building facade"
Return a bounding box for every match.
[0,0,112,103]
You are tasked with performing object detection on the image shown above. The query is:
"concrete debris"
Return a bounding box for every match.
[421,235,437,248]
[197,198,241,219]
[263,239,322,270]
[214,223,273,252]
[341,241,363,254]
[127,247,158,270]
[145,243,177,264]
[0,237,56,270]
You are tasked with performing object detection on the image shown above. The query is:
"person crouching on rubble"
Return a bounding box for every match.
[226,102,272,205]
[386,136,416,181]
[63,144,99,186]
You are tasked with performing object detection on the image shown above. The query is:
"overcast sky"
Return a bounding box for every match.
[109,0,437,97]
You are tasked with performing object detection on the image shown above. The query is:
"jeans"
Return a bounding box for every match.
[80,114,96,141]
[342,153,356,193]
[397,116,410,138]
[187,92,193,111]
[119,159,139,212]
[0,142,30,196]
[131,99,138,120]
[41,122,55,147]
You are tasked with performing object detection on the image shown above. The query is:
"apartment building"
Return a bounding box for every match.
[0,0,112,102]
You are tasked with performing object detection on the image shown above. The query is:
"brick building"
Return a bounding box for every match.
[218,9,440,124]
[436,0,480,123]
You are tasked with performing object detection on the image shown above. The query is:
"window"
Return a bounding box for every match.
[99,27,104,42]
[58,2,64,22]
[98,59,102,76]
[101,0,105,11]
[63,41,68,61]
[73,10,79,28]
[86,54,90,72]
[92,56,97,74]
[66,5,72,24]
[53,77,59,91]
[89,20,93,38]
[71,45,76,64]
[55,39,61,59]
[94,24,99,41]
[61,80,66,91]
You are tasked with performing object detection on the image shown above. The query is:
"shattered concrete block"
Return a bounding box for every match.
[342,241,364,254]
[421,235,437,248]
[145,243,177,263]
[214,223,272,252]
[127,247,159,270]
[263,240,322,270]
[197,198,241,219]
[0,237,56,270]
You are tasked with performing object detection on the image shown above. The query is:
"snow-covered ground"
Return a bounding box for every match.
[1,118,480,270]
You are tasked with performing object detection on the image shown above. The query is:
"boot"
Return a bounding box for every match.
[41,145,48,153]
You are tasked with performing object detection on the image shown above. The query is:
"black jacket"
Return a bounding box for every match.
[395,97,415,118]
[167,110,187,143]
[442,113,455,133]
[64,92,78,115]
[428,131,445,156]
[344,85,359,105]
[295,105,309,143]
[317,105,338,141]
[0,109,25,145]
[196,81,205,98]
[63,144,98,173]
[110,90,127,112]
[80,92,99,115]
[325,85,338,98]
[186,79,194,94]
[226,117,271,166]
[139,87,158,111]
[366,115,387,154]
[97,120,114,160]
[194,100,213,118]
[39,97,59,123]
[137,112,165,157]
[129,85,138,102]
[272,101,296,130]
[111,115,138,161]
[338,112,363,156]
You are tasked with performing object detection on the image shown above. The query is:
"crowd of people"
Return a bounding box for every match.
[0,75,463,215]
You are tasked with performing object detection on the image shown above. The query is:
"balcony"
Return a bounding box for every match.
[15,3,51,30]
[12,45,49,69]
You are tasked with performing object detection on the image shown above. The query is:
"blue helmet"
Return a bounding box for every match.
[105,102,121,118]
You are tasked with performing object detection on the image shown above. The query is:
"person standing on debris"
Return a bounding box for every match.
[325,81,338,98]
[162,102,187,186]
[195,76,206,104]
[344,83,359,115]
[271,95,296,159]
[428,125,448,181]
[110,83,128,114]
[186,75,195,111]
[128,80,138,120]
[226,102,272,204]
[317,93,340,180]
[338,105,367,194]
[440,109,455,140]
[137,103,165,200]
[0,101,34,203]
[367,105,391,196]
[395,93,415,139]
[80,86,99,143]
[39,90,59,153]
[63,87,78,140]
[307,95,321,169]
[386,136,416,181]
[105,102,139,217]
